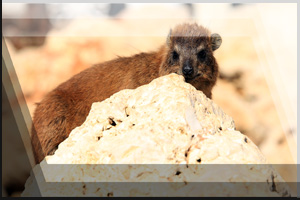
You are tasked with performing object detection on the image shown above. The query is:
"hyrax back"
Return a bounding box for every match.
[31,23,222,163]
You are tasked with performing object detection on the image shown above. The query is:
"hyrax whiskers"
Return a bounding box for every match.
[31,23,222,163]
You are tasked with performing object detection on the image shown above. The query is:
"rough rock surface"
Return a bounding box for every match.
[22,74,290,197]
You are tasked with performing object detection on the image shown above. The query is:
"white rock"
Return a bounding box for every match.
[22,74,291,197]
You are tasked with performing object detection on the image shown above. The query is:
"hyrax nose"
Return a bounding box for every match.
[182,65,194,76]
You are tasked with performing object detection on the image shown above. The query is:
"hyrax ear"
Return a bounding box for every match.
[211,33,222,51]
[166,29,172,47]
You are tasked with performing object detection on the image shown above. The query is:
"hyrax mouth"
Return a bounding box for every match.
[184,73,200,81]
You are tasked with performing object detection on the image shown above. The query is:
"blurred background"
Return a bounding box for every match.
[2,3,297,196]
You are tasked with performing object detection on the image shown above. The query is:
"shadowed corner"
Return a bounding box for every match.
[2,37,42,197]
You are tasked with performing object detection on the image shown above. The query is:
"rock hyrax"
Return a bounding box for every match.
[31,23,222,163]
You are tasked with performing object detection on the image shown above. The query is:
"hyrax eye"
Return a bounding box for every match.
[197,50,206,61]
[172,51,179,61]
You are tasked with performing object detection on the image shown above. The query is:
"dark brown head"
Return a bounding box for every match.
[159,23,222,94]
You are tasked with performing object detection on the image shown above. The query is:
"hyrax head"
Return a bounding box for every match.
[160,23,222,82]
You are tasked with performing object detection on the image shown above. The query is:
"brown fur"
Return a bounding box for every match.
[31,23,222,163]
